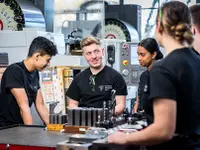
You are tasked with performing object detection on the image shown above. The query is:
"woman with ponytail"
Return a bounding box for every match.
[108,1,200,149]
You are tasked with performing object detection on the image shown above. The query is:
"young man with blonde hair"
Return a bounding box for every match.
[66,37,127,115]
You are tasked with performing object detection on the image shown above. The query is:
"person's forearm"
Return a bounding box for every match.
[124,124,172,145]
[133,101,139,113]
[37,105,49,125]
[67,104,78,109]
[20,108,33,125]
[133,96,139,113]
[115,104,125,115]
[67,100,78,109]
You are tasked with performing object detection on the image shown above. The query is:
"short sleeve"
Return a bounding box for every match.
[4,65,24,89]
[66,79,81,101]
[113,72,128,95]
[149,65,177,101]
[37,71,40,89]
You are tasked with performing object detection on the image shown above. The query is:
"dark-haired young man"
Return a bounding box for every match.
[0,36,58,127]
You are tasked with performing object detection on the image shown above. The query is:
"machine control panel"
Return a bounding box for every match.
[104,40,146,86]
[120,42,145,86]
[122,69,129,76]
[122,60,129,66]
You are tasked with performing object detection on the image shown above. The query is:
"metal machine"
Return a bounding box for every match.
[62,20,101,55]
[104,39,144,86]
[0,28,65,63]
[54,87,147,150]
[0,0,45,31]
[56,110,147,150]
[103,39,146,112]
[60,0,141,55]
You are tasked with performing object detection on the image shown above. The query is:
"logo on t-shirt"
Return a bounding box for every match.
[99,85,112,91]
[99,85,104,91]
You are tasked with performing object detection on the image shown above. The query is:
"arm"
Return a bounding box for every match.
[66,78,81,108]
[11,88,33,125]
[108,98,176,145]
[125,65,176,145]
[108,64,177,145]
[113,72,128,115]
[35,89,49,125]
[127,98,176,145]
[115,95,126,115]
[133,96,139,113]
[67,97,79,108]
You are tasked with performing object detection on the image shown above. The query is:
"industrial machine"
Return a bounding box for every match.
[52,87,147,150]
[0,0,45,31]
[103,39,145,112]
[63,20,101,55]
[60,0,141,55]
[0,28,65,64]
[55,110,147,150]
[104,40,145,86]
[104,0,142,40]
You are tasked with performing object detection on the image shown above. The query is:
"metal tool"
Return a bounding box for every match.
[67,109,74,125]
[86,127,108,138]
[110,89,116,116]
[92,108,98,127]
[74,108,81,126]
[87,108,93,127]
[81,108,87,126]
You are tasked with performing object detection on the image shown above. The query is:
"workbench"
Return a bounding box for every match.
[0,125,141,150]
[0,125,70,150]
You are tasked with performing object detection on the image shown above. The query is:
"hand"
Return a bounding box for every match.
[115,105,124,116]
[114,107,121,116]
[108,132,128,144]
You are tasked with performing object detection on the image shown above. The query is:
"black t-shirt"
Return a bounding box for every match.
[0,61,40,127]
[137,70,153,123]
[138,70,149,111]
[66,65,127,108]
[191,47,200,56]
[146,48,200,149]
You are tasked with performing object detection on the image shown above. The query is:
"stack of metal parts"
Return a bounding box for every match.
[49,114,67,124]
[67,108,108,127]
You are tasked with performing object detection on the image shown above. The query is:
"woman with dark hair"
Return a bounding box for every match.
[133,38,163,116]
[108,1,200,149]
